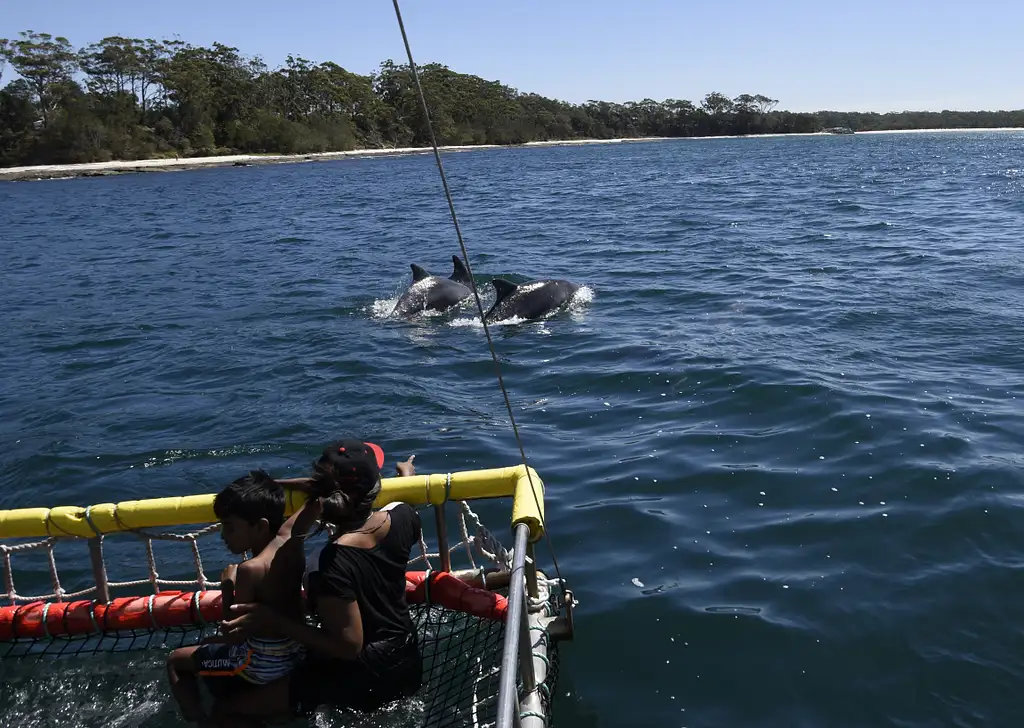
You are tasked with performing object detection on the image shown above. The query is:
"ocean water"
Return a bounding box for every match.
[1,131,1024,727]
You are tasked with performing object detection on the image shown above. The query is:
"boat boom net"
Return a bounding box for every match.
[0,469,567,728]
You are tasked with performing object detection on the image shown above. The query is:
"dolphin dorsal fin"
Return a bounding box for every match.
[450,255,472,286]
[491,278,518,305]
[410,264,431,282]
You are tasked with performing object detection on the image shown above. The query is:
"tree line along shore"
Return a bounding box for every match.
[1,31,1022,170]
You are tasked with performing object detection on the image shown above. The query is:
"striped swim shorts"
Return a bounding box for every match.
[195,637,306,685]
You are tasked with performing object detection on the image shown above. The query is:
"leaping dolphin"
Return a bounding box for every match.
[391,256,474,317]
[484,278,580,323]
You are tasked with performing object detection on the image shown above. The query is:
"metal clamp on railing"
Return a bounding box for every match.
[433,473,453,573]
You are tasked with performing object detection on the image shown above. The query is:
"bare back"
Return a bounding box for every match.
[236,536,307,623]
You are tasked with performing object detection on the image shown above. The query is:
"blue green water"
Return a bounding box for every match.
[2,131,1024,727]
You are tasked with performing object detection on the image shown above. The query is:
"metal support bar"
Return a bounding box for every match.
[88,537,110,604]
[433,503,451,573]
[518,580,537,693]
[525,541,538,599]
[496,523,530,728]
[519,573,552,728]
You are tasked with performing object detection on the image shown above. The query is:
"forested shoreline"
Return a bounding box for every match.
[2,31,1022,168]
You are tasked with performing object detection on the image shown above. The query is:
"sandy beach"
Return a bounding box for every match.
[1,127,1020,182]
[0,138,662,181]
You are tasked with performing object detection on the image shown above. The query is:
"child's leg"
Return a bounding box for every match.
[166,646,206,722]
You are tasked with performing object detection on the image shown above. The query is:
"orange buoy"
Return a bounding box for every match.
[406,570,507,621]
[0,590,223,639]
[0,570,505,641]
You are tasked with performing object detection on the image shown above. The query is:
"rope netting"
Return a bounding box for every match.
[1,523,222,606]
[0,500,509,607]
[0,499,563,728]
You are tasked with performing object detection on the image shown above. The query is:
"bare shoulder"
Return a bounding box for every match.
[237,557,270,581]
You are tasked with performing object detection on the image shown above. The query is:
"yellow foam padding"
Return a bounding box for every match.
[0,464,545,543]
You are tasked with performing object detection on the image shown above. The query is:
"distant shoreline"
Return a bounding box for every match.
[2,127,1020,182]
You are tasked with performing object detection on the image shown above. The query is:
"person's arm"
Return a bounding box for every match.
[209,563,259,644]
[251,496,322,608]
[256,494,322,565]
[220,597,363,660]
[276,476,315,492]
[276,493,322,541]
[223,539,367,658]
[395,455,415,477]
[276,596,363,659]
[219,564,238,618]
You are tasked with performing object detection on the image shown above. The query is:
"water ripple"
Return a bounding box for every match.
[2,131,1024,727]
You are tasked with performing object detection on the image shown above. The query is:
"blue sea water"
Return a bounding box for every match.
[1,131,1024,727]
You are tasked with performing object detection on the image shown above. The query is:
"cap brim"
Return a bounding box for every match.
[365,442,385,469]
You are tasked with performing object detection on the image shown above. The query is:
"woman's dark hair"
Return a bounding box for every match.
[310,458,381,534]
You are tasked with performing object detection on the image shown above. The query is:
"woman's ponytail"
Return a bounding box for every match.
[311,458,381,534]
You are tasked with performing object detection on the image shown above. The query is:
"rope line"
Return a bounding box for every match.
[0,500,513,606]
[389,0,565,589]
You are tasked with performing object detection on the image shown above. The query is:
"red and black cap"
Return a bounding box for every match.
[317,439,385,495]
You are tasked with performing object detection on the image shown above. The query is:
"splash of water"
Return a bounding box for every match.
[369,295,401,319]
[447,284,594,328]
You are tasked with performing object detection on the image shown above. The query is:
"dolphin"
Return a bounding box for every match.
[484,278,580,323]
[391,255,474,317]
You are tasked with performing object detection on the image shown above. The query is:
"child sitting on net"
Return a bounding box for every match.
[166,469,322,724]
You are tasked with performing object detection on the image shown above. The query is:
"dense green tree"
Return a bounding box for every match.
[78,37,166,121]
[0,29,1021,167]
[2,31,78,128]
[0,79,36,161]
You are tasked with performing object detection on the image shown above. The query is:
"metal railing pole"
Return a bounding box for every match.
[434,503,451,572]
[496,523,530,728]
[525,541,538,599]
[88,537,110,604]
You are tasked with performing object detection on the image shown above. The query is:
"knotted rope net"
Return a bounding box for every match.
[0,497,563,728]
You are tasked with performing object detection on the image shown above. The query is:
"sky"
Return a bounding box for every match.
[2,0,1022,113]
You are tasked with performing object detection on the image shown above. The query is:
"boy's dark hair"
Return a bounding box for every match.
[213,470,285,533]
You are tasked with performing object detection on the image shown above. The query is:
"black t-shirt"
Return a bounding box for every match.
[306,502,421,645]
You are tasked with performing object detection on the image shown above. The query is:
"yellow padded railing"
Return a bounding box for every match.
[0,465,545,542]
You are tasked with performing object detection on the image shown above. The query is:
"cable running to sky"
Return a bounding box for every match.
[388,0,565,587]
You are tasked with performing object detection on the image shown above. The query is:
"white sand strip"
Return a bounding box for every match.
[2,128,1019,181]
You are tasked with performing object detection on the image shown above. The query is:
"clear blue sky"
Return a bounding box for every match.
[2,0,1021,112]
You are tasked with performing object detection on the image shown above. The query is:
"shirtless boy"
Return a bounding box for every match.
[166,470,319,724]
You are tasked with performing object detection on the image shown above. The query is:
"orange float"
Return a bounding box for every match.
[405,570,508,621]
[0,590,224,640]
[0,570,506,640]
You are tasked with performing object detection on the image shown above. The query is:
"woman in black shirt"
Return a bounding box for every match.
[214,439,423,723]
